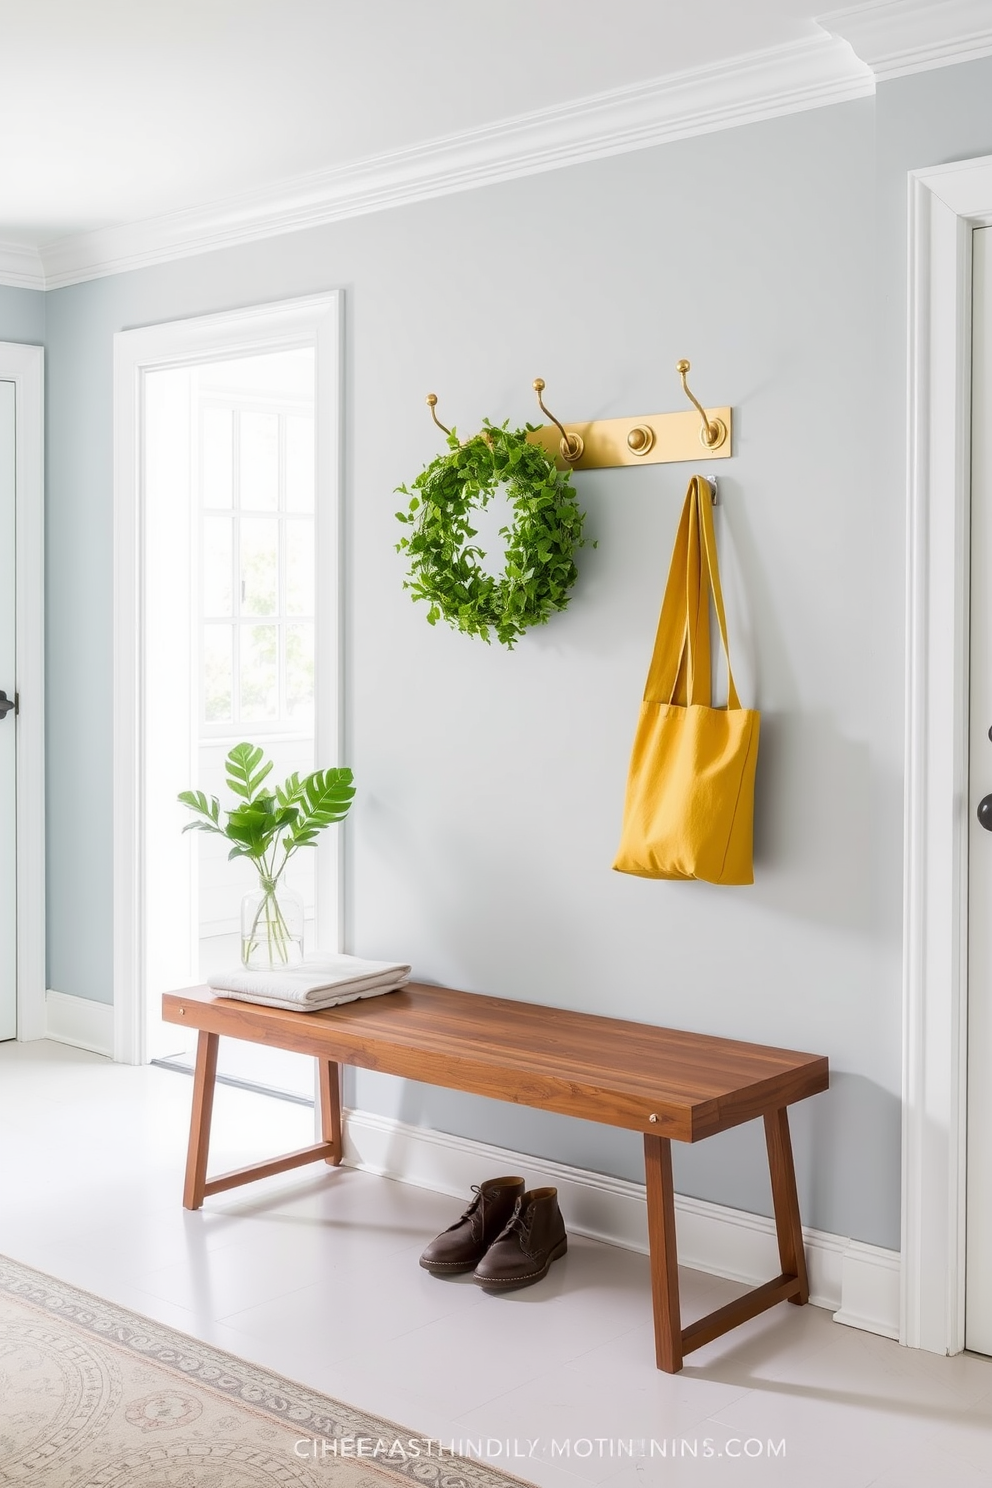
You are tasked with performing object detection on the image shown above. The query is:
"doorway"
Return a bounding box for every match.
[0,343,45,1046]
[0,379,15,1039]
[113,295,342,1089]
[144,349,320,1096]
[968,225,992,1355]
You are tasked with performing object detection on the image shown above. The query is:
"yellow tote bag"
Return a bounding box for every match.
[613,476,759,885]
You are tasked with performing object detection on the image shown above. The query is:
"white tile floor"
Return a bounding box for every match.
[2,1039,992,1487]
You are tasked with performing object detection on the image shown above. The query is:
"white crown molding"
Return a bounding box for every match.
[15,1,991,294]
[820,0,992,80]
[36,34,870,290]
[0,242,45,291]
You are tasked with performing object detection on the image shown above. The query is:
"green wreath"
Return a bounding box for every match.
[395,420,591,649]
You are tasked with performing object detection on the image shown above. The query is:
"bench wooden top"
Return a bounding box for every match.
[163,983,828,1143]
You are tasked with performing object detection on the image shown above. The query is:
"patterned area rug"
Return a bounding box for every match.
[0,1254,528,1488]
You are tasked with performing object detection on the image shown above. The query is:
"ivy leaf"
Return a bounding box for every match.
[394,421,592,648]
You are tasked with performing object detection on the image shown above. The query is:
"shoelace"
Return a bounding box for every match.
[495,1196,532,1247]
[447,1184,485,1240]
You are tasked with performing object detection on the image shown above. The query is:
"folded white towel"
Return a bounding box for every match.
[219,983,405,1013]
[208,953,410,1013]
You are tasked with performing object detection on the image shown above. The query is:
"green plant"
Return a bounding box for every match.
[179,742,355,964]
[395,420,592,649]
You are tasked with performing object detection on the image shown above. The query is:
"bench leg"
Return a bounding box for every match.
[645,1115,810,1373]
[644,1133,683,1373]
[764,1106,809,1305]
[183,1031,219,1211]
[318,1061,343,1165]
[182,1034,340,1209]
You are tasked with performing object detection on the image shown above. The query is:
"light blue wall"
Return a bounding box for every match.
[38,59,992,1247]
[0,286,44,347]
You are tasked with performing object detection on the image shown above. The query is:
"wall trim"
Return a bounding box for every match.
[29,34,870,291]
[0,342,46,1043]
[3,4,990,293]
[341,1107,900,1340]
[0,243,45,291]
[820,0,992,81]
[902,152,992,1356]
[834,1240,902,1339]
[46,990,114,1058]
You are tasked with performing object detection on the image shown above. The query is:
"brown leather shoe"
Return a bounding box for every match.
[472,1187,567,1290]
[419,1176,525,1275]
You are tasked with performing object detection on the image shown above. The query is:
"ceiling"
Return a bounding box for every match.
[0,0,989,282]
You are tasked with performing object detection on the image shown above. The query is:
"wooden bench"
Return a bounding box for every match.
[162,983,828,1373]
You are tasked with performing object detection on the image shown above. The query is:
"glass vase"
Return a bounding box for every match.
[240,879,304,970]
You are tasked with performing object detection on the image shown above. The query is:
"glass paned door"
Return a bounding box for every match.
[142,346,321,1098]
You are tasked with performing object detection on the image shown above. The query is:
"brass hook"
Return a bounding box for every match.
[533,379,584,463]
[425,393,452,438]
[676,360,726,450]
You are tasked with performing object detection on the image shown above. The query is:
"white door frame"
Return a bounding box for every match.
[112,293,342,1065]
[0,342,45,1043]
[903,154,992,1355]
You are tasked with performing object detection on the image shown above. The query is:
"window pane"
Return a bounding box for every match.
[240,518,278,616]
[203,626,233,723]
[286,623,314,722]
[240,624,278,721]
[202,407,233,508]
[286,518,314,616]
[286,415,314,512]
[239,411,279,510]
[202,515,233,616]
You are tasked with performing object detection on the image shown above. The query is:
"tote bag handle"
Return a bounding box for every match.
[643,476,740,711]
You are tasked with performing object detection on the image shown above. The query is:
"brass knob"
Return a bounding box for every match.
[627,425,655,456]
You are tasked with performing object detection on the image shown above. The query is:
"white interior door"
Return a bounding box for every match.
[967,224,992,1355]
[0,381,15,1040]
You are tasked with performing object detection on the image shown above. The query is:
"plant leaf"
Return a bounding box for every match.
[287,767,355,847]
[225,742,273,801]
[177,789,222,832]
[275,771,306,809]
[393,421,590,648]
[225,800,280,856]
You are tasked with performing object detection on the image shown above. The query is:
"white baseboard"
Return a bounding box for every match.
[341,1107,900,1340]
[833,1239,902,1339]
[45,989,114,1058]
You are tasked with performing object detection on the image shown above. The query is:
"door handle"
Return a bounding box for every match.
[981,726,992,828]
[0,690,14,721]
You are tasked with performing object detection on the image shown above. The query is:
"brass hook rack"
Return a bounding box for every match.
[422,361,731,471]
[526,358,732,471]
[533,379,583,464]
[425,392,452,438]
